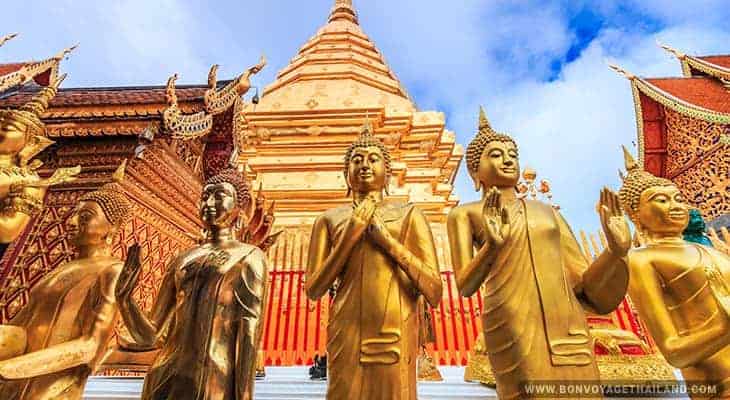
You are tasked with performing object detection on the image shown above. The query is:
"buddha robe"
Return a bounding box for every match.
[479,200,624,399]
[0,258,123,400]
[307,202,441,400]
[139,244,267,400]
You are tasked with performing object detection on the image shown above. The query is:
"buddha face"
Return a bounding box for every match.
[0,115,29,156]
[637,185,689,235]
[476,141,520,189]
[346,145,387,194]
[67,201,115,247]
[200,182,239,228]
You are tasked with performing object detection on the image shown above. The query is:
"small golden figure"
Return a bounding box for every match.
[447,108,631,399]
[618,147,730,398]
[0,74,80,243]
[0,162,133,399]
[305,121,443,400]
[116,168,268,400]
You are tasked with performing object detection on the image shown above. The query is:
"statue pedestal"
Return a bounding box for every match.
[84,367,497,400]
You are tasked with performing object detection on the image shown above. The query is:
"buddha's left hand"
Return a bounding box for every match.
[368,213,393,250]
[598,187,631,257]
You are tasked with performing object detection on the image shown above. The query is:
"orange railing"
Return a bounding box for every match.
[261,270,482,367]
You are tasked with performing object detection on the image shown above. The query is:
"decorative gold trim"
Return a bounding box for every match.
[0,45,75,93]
[661,43,730,81]
[0,33,17,48]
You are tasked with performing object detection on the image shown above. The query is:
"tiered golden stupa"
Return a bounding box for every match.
[236,0,463,366]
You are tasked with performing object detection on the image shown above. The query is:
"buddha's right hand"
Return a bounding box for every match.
[349,197,376,240]
[483,187,510,248]
[115,243,142,301]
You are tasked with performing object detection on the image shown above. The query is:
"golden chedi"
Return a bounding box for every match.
[115,168,268,400]
[618,146,730,398]
[0,74,80,243]
[0,162,133,400]
[446,107,631,399]
[305,121,443,400]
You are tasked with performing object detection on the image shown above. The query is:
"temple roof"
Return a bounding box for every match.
[645,77,730,115]
[0,84,208,137]
[257,0,415,112]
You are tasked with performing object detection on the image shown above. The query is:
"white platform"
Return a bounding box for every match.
[83,367,497,400]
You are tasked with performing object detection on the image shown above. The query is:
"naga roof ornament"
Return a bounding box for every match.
[162,56,266,140]
[0,43,76,93]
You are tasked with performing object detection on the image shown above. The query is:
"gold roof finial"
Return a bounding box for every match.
[608,63,636,81]
[165,73,179,106]
[657,41,686,60]
[0,33,18,48]
[208,64,219,89]
[329,0,358,23]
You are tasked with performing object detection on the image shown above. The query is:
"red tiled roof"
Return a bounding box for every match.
[0,85,207,109]
[0,63,53,87]
[699,55,730,69]
[646,77,730,114]
[0,63,25,76]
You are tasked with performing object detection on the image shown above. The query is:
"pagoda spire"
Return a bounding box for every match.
[329,0,358,24]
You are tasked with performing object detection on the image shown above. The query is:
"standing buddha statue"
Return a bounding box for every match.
[446,107,631,399]
[618,146,730,398]
[115,168,268,400]
[0,161,133,399]
[305,121,443,400]
[0,74,80,243]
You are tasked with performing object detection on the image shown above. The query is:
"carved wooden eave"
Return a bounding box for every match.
[238,0,462,226]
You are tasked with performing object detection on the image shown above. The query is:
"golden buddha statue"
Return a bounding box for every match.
[0,162,133,399]
[305,121,443,400]
[115,168,268,400]
[0,74,80,243]
[618,146,730,398]
[446,108,631,399]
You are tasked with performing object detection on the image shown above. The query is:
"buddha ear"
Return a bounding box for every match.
[343,171,352,197]
[470,172,482,193]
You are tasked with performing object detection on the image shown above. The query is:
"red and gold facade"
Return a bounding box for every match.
[617,47,729,224]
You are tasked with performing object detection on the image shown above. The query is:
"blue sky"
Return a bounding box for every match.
[2,0,729,233]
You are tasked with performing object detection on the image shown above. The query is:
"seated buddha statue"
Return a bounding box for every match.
[0,74,80,243]
[0,161,133,399]
[115,168,268,400]
[618,146,730,398]
[447,108,631,399]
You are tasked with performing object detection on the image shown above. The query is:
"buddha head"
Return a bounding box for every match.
[343,120,392,196]
[0,76,61,158]
[68,161,132,248]
[200,168,251,229]
[465,107,520,192]
[618,146,688,237]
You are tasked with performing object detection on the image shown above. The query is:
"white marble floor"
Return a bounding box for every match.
[83,367,497,400]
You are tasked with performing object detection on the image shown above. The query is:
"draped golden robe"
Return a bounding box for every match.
[138,244,267,400]
[0,258,123,400]
[308,202,440,400]
[479,200,618,399]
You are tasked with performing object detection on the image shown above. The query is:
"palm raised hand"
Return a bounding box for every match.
[115,243,142,301]
[483,187,511,248]
[598,187,631,257]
